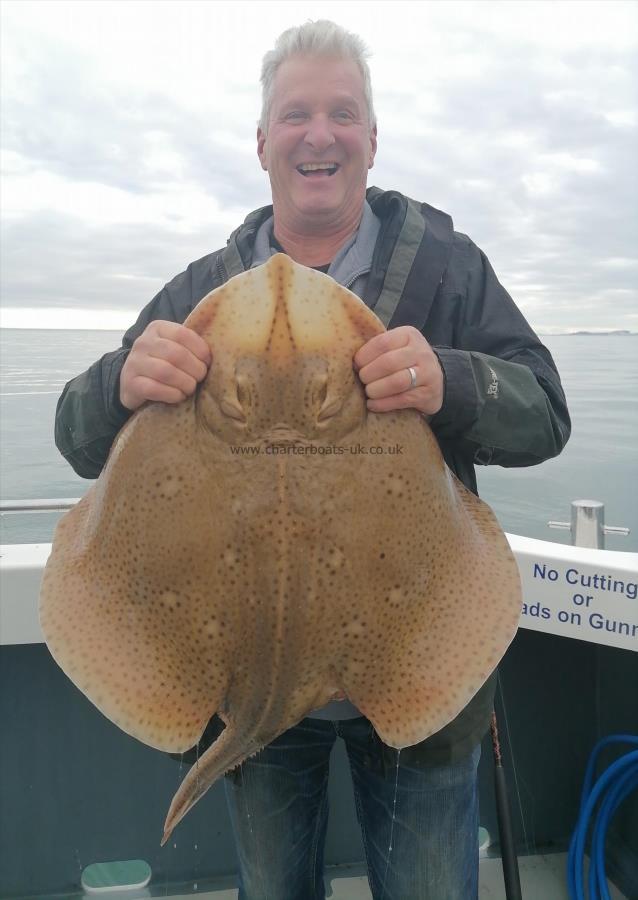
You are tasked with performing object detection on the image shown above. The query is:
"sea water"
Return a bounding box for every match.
[1,329,637,550]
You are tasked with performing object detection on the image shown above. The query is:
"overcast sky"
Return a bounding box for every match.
[1,0,636,333]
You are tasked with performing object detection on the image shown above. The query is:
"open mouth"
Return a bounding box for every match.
[296,163,340,177]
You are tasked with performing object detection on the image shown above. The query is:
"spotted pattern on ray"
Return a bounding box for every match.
[39,254,522,845]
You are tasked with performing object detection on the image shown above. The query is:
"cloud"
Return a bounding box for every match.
[1,0,636,332]
[1,211,234,313]
[371,33,637,331]
[2,38,266,205]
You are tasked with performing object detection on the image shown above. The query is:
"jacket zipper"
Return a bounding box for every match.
[344,266,370,290]
[216,255,229,286]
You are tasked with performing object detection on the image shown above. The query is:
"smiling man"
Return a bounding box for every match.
[55,19,570,900]
[257,53,377,268]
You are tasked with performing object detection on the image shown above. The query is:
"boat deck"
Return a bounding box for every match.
[165,855,628,899]
[40,853,628,899]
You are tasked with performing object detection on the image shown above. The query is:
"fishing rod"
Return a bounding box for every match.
[491,710,523,900]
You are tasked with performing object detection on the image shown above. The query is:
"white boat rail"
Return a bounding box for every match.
[1,498,636,652]
[0,498,81,512]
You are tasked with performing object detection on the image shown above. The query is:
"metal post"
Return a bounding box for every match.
[548,500,629,549]
[571,500,604,550]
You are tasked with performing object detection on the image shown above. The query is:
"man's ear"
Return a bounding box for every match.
[257,126,268,171]
[368,124,378,169]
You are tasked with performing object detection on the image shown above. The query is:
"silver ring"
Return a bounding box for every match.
[407,366,417,389]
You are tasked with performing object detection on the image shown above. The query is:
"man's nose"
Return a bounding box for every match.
[303,115,336,153]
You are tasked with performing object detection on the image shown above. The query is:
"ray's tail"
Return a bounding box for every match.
[161,721,257,846]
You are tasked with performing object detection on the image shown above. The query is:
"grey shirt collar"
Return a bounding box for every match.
[250,201,381,299]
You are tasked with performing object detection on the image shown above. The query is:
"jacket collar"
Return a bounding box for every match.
[364,188,454,330]
[249,201,381,298]
[219,187,454,330]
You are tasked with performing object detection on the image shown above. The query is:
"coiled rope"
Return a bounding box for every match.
[567,735,638,899]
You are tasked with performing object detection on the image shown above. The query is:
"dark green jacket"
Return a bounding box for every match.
[55,187,571,766]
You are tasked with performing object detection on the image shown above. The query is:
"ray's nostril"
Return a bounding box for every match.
[220,400,246,422]
[317,394,343,423]
[310,372,343,423]
[314,376,328,408]
[220,377,251,423]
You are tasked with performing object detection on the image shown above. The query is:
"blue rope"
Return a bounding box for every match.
[567,735,638,899]
[591,768,638,900]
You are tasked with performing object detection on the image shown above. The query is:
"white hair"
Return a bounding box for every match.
[259,19,376,132]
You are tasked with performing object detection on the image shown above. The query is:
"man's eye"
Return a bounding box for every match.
[285,111,306,121]
[334,111,353,120]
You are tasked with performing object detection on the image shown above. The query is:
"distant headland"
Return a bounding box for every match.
[571,330,633,336]
[538,330,635,336]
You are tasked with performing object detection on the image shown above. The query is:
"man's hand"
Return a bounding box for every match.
[353,326,444,415]
[119,320,212,412]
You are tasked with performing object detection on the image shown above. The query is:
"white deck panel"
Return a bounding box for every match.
[65,853,626,900]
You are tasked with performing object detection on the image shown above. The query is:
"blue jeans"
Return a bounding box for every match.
[223,716,480,900]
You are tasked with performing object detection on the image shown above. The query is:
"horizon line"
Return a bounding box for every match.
[1,325,636,336]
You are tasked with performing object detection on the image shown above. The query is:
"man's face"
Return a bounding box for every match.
[257,55,377,230]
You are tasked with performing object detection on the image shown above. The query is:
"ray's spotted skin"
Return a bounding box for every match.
[39,254,522,845]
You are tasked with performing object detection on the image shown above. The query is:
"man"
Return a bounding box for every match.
[55,19,570,900]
